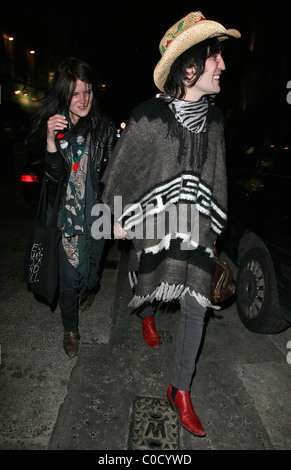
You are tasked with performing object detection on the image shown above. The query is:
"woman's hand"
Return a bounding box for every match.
[46,114,68,152]
[113,222,127,240]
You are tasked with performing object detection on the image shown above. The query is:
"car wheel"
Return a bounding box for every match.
[236,246,289,333]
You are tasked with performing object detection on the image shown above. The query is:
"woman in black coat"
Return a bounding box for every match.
[29,58,115,357]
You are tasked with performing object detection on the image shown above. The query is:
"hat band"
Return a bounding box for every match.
[160,17,207,55]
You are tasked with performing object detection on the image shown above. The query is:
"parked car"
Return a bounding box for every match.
[222,108,291,334]
[21,159,44,205]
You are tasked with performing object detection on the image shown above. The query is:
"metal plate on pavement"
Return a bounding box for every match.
[128,396,180,450]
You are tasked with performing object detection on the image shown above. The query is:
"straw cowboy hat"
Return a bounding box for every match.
[154,11,241,91]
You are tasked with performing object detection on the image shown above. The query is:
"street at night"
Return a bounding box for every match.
[0,167,290,451]
[0,0,290,455]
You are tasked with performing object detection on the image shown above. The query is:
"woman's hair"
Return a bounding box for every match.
[164,38,221,100]
[28,57,102,150]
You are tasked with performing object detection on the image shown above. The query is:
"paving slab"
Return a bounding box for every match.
[48,249,291,451]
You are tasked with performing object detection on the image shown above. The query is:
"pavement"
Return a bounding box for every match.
[0,173,290,452]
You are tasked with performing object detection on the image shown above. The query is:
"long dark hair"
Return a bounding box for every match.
[28,57,102,151]
[164,38,222,99]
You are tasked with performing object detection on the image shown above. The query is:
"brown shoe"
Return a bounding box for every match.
[63,331,80,357]
[79,290,96,311]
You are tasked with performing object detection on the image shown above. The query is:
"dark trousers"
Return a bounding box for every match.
[58,237,105,333]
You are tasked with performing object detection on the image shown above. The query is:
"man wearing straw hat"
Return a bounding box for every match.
[102,11,240,437]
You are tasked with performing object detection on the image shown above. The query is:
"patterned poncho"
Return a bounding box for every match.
[101,97,227,309]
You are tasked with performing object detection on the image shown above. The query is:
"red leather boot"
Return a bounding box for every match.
[167,384,206,437]
[142,315,160,349]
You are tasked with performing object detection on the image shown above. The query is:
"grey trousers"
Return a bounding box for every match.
[139,292,207,391]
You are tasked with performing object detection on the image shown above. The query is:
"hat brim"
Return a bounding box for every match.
[153,20,241,91]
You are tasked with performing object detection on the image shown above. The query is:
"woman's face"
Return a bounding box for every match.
[184,53,226,101]
[69,79,93,123]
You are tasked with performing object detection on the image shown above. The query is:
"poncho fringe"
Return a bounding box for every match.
[128,273,220,310]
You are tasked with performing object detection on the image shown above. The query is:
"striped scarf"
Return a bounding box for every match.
[168,96,209,133]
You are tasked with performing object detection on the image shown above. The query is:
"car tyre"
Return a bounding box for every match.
[236,246,289,333]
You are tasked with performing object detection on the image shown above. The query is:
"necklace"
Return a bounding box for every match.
[57,132,85,172]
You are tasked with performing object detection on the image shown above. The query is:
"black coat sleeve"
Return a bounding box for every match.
[44,149,65,183]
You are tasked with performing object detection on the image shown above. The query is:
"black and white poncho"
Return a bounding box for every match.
[102,97,228,309]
